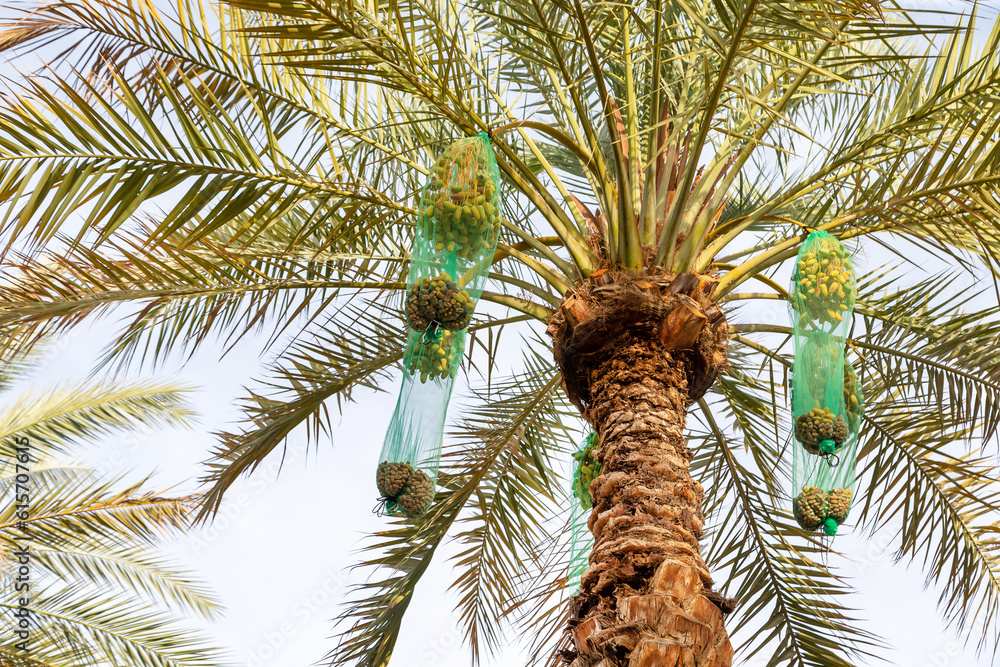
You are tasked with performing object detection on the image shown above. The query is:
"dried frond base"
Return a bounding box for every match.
[549,269,729,418]
[567,562,733,667]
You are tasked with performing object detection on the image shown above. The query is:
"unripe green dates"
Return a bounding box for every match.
[791,238,856,329]
[377,461,413,498]
[376,462,435,519]
[395,468,434,519]
[420,151,501,260]
[826,487,852,523]
[792,486,826,531]
[405,329,463,383]
[795,407,849,453]
[572,433,601,510]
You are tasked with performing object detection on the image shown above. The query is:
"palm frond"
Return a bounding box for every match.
[28,543,221,619]
[0,379,194,458]
[330,341,569,667]
[0,229,407,366]
[0,589,224,667]
[0,57,401,255]
[0,376,227,666]
[692,397,883,667]
[448,342,574,662]
[855,394,1000,649]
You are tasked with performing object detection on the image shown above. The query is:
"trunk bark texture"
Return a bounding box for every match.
[551,271,732,667]
[571,339,732,667]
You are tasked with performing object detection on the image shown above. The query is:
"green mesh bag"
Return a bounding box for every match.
[572,432,601,510]
[789,230,856,337]
[377,133,502,520]
[791,331,848,456]
[569,432,598,591]
[789,231,860,536]
[569,499,592,592]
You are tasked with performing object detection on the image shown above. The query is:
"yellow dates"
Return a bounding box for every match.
[791,236,856,330]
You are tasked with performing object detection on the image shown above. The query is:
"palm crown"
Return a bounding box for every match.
[1,0,1000,665]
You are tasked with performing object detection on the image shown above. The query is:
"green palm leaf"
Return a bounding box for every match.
[0,375,228,666]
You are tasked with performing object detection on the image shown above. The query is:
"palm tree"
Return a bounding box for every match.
[1,0,1000,665]
[0,362,228,666]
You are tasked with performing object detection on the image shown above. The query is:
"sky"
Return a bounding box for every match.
[2,0,1000,666]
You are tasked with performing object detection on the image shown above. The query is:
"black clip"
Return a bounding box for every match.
[373,497,400,517]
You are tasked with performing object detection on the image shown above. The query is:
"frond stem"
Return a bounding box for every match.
[489,121,597,178]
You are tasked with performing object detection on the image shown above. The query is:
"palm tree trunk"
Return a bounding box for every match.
[553,275,732,667]
[567,338,733,667]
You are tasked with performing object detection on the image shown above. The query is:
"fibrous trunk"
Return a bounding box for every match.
[550,269,732,667]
